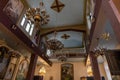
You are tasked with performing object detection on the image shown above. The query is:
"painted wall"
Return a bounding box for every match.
[35,61,107,80]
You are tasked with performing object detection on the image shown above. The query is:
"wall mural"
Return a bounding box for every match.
[61,63,73,80]
[3,0,24,23]
[4,51,21,80]
[16,57,29,80]
[0,46,10,79]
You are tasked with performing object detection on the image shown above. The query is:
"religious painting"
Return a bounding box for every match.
[61,63,73,80]
[0,46,10,79]
[4,63,15,80]
[16,58,29,80]
[3,0,24,23]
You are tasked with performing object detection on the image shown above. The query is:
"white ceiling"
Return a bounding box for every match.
[26,0,86,28]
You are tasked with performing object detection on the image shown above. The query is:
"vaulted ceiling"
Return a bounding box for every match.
[26,0,87,61]
[25,0,88,62]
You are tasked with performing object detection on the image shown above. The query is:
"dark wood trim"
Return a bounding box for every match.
[0,0,8,10]
[41,26,86,36]
[41,30,86,39]
[89,52,101,80]
[89,0,102,42]
[26,54,38,80]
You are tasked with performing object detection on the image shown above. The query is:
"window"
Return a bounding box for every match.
[26,23,30,32]
[20,17,25,26]
[29,24,34,35]
[20,16,34,36]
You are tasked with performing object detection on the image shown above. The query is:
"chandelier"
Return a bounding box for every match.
[46,31,64,53]
[94,34,109,57]
[25,2,49,28]
[94,47,107,57]
[58,55,67,62]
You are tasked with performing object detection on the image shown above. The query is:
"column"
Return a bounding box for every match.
[89,52,101,80]
[26,54,38,80]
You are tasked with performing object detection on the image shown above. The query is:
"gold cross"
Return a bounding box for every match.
[61,34,70,39]
[51,0,65,12]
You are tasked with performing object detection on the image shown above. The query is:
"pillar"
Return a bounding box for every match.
[26,54,38,80]
[89,52,101,80]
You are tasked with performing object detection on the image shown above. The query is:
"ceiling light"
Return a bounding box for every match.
[46,31,64,53]
[58,55,67,62]
[25,2,50,28]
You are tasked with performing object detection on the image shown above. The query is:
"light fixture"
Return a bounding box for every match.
[46,31,64,53]
[25,2,49,28]
[94,47,107,57]
[94,37,107,57]
[58,55,67,62]
[38,66,46,76]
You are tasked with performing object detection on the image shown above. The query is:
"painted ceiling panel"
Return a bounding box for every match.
[26,0,86,28]
[45,31,84,48]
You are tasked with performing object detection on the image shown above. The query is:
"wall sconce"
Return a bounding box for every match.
[38,66,46,76]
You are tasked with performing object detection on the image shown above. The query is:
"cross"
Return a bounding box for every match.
[61,34,70,39]
[51,0,65,12]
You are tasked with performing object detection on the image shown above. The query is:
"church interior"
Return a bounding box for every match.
[0,0,120,80]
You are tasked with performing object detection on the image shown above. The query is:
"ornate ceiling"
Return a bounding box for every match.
[25,0,87,61]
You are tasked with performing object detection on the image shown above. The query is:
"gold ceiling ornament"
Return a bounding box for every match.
[46,31,64,53]
[61,34,70,39]
[51,0,65,13]
[101,32,110,40]
[25,2,50,28]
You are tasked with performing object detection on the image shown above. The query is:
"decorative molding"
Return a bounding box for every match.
[51,0,65,13]
[40,25,86,36]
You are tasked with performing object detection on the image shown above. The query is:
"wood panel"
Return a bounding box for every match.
[0,0,8,10]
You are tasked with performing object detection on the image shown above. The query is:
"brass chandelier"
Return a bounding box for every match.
[25,2,49,28]
[46,31,64,53]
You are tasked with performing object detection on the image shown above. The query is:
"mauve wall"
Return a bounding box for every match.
[112,0,120,14]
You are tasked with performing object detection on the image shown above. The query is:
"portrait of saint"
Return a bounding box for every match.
[3,0,24,23]
[61,63,73,80]
[16,58,29,80]
[4,63,15,80]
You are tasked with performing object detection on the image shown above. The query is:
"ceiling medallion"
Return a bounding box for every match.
[51,0,65,13]
[61,34,70,39]
[101,32,110,40]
